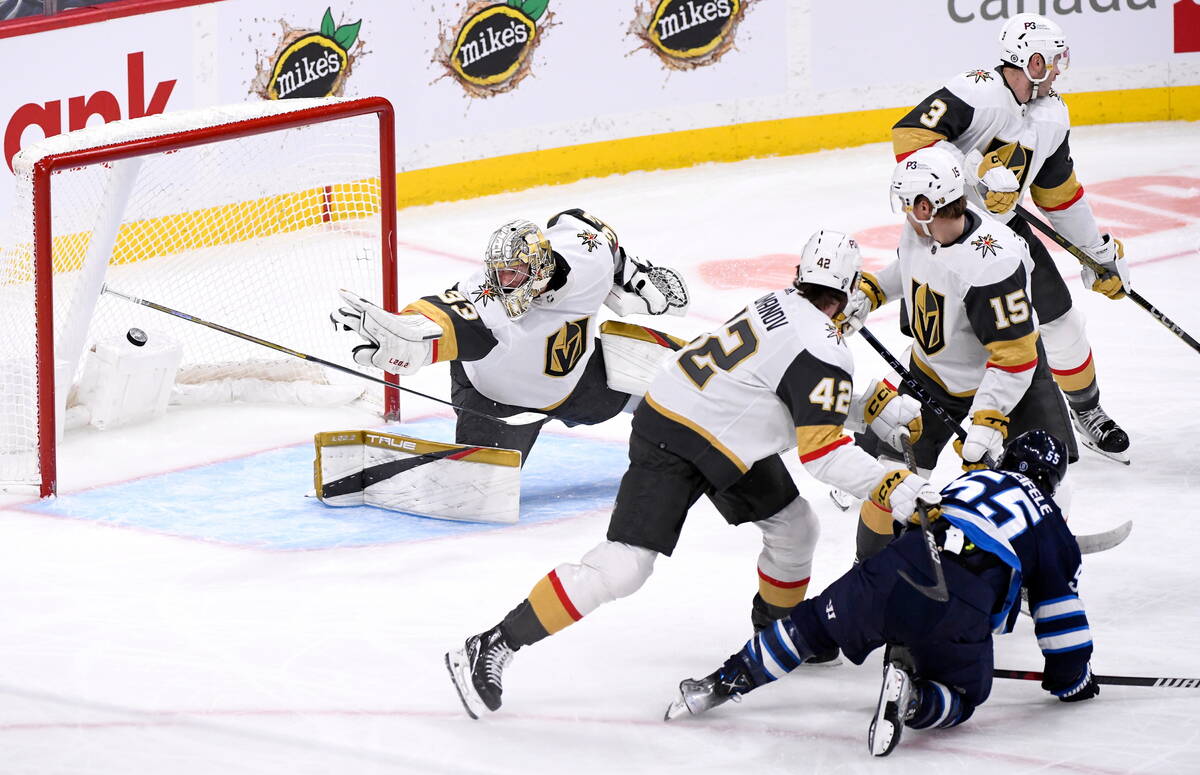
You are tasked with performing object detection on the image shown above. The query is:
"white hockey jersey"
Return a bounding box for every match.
[865,206,1040,415]
[401,211,620,410]
[635,288,895,496]
[893,67,1106,253]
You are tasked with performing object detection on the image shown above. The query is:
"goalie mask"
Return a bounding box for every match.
[891,147,965,234]
[794,230,861,296]
[484,219,555,320]
[999,13,1069,85]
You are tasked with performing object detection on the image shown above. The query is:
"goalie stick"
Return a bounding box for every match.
[1013,204,1200,356]
[101,285,548,427]
[858,325,1133,556]
[994,668,1200,689]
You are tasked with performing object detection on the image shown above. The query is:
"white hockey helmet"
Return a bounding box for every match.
[794,230,861,296]
[999,13,1069,84]
[890,146,965,224]
[483,219,555,320]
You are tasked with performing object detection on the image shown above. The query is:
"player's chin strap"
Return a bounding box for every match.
[100,284,548,427]
[1012,205,1200,356]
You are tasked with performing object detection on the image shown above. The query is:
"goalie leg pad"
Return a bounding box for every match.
[314,430,521,523]
[599,320,688,397]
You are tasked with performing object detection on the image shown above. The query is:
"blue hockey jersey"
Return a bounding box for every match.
[939,469,1093,685]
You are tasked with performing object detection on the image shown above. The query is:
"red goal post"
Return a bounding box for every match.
[1,97,398,497]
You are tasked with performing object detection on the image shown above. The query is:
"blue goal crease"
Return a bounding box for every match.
[24,418,628,551]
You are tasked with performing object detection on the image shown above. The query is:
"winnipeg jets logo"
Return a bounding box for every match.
[578,231,601,252]
[970,234,1002,258]
[472,284,497,306]
[965,69,994,83]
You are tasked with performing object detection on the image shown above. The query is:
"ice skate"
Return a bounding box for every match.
[868,658,915,757]
[445,626,514,720]
[664,667,750,721]
[828,487,858,511]
[1071,405,1130,465]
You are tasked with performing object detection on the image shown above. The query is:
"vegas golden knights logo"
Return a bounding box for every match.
[545,316,590,377]
[911,280,946,356]
[985,138,1035,189]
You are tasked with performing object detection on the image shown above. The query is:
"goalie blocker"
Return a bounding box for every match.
[314,430,521,524]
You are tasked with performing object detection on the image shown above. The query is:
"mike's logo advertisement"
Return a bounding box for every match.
[253,7,363,100]
[631,0,756,69]
[437,0,552,97]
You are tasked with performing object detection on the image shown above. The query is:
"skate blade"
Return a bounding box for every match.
[828,488,857,511]
[664,695,690,721]
[1076,435,1130,465]
[444,650,485,720]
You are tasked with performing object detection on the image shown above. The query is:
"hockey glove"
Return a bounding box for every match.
[331,289,442,375]
[841,272,887,337]
[606,252,689,317]
[862,380,923,448]
[1079,234,1128,300]
[953,409,1008,471]
[976,152,1021,215]
[1046,664,1100,703]
[870,469,941,526]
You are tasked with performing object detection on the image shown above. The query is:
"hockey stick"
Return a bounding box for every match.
[858,325,996,467]
[100,285,548,427]
[859,325,1133,556]
[1013,204,1200,356]
[896,432,949,602]
[993,668,1200,689]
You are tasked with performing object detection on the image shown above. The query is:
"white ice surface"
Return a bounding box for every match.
[1,121,1199,773]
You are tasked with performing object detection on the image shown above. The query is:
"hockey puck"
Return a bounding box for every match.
[126,327,148,347]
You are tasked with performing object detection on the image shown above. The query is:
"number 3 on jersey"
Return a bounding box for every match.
[809,377,851,414]
[679,317,759,389]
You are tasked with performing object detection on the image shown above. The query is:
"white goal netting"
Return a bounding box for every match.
[0,97,396,495]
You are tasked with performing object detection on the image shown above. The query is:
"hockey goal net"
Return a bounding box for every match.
[0,97,398,497]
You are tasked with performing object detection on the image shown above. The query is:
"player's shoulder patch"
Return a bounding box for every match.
[959,212,1030,286]
[946,67,1007,106]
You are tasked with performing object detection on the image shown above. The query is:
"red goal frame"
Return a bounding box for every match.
[28,96,398,497]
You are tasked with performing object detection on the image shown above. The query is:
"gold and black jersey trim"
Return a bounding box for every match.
[985,331,1040,373]
[893,87,975,159]
[404,291,498,363]
[776,351,853,430]
[962,264,1036,346]
[911,352,976,398]
[1031,133,1083,211]
[633,396,747,490]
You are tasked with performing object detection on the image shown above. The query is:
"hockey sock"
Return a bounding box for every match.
[734,614,821,687]
[498,599,550,649]
[908,680,972,729]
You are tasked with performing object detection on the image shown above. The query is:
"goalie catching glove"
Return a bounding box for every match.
[1079,234,1129,300]
[330,289,442,375]
[605,249,689,317]
[868,469,941,526]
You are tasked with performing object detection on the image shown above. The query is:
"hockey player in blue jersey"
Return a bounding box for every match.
[665,429,1098,757]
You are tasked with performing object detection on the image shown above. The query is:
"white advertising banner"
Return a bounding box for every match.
[811,0,1185,93]
[0,0,1194,218]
